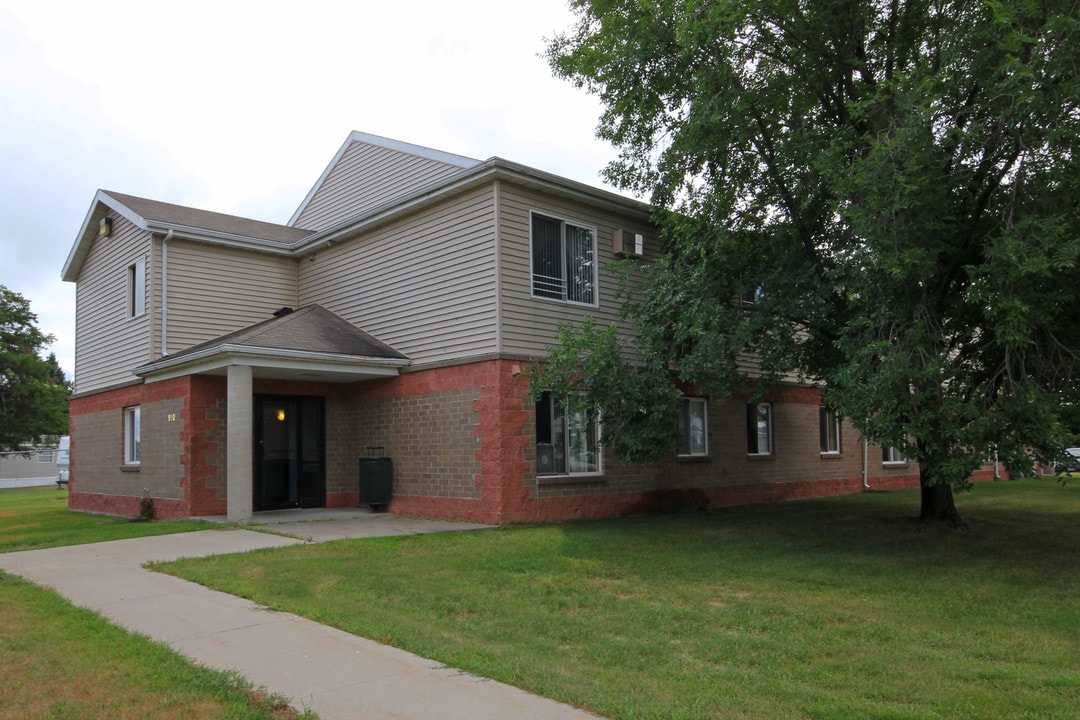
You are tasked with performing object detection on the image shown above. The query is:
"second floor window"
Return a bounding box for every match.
[531,213,596,305]
[128,257,146,317]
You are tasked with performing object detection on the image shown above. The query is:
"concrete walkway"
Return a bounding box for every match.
[0,514,604,720]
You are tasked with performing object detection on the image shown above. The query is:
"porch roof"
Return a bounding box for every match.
[133,305,410,383]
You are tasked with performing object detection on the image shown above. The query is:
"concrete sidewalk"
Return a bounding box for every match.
[0,520,604,720]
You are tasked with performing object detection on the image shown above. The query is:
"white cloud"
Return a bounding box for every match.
[0,0,625,380]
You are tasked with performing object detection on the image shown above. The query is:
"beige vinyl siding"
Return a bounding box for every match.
[497,183,654,358]
[298,186,498,364]
[163,240,298,353]
[293,140,471,232]
[73,214,154,393]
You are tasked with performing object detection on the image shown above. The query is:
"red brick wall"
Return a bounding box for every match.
[66,360,937,524]
[186,376,227,516]
[69,378,193,519]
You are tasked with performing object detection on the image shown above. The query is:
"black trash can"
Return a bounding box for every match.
[358,447,393,512]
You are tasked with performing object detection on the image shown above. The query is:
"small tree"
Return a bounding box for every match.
[0,285,70,451]
[541,0,1080,524]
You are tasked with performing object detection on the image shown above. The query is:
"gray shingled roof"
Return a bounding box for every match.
[165,305,408,361]
[103,190,315,244]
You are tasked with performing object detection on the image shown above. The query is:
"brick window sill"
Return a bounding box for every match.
[120,465,140,473]
[677,455,711,464]
[536,474,606,487]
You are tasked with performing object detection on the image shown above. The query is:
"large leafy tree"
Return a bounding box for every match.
[540,0,1080,523]
[0,285,70,451]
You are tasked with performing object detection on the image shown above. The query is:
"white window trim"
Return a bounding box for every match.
[124,406,141,465]
[747,402,774,456]
[535,391,603,478]
[678,397,709,457]
[882,446,907,465]
[819,407,841,455]
[128,257,146,318]
[529,210,599,307]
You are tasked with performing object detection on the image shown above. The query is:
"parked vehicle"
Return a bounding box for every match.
[1055,447,1080,473]
[56,436,70,487]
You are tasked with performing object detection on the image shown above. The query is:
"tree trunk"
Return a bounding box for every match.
[919,467,965,528]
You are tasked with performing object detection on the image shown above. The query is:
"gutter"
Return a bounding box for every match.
[294,159,654,256]
[161,229,172,357]
[862,432,870,490]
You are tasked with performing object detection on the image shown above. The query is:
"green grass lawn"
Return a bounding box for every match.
[0,485,314,718]
[158,478,1080,720]
[0,485,210,553]
[0,572,311,719]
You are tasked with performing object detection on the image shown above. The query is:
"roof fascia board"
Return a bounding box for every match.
[141,221,297,255]
[287,131,481,227]
[134,343,409,382]
[63,190,152,281]
[295,159,653,254]
[64,154,653,282]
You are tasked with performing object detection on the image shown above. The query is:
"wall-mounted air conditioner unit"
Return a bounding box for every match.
[613,229,644,258]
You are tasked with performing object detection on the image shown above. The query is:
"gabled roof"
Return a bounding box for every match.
[62,190,316,282]
[133,305,409,383]
[106,191,314,243]
[288,131,482,226]
[63,131,654,282]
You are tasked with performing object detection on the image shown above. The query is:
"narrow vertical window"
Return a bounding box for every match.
[746,403,773,455]
[678,398,708,456]
[819,407,841,454]
[128,257,146,317]
[124,406,141,465]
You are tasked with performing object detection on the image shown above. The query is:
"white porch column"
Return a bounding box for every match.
[226,364,253,524]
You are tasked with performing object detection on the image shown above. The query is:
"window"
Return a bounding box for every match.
[819,407,841,454]
[882,446,905,464]
[746,403,773,455]
[535,391,600,475]
[128,257,146,317]
[531,213,597,305]
[678,398,708,456]
[124,406,141,465]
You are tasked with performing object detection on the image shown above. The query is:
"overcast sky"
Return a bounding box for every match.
[0,0,621,380]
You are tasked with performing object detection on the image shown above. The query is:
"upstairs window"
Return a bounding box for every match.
[531,213,596,305]
[535,391,601,476]
[678,398,708,456]
[128,257,146,317]
[819,407,841,454]
[747,403,773,455]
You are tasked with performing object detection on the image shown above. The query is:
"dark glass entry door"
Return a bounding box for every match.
[254,396,325,510]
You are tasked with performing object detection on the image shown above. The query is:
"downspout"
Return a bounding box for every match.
[161,229,172,357]
[862,430,870,490]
